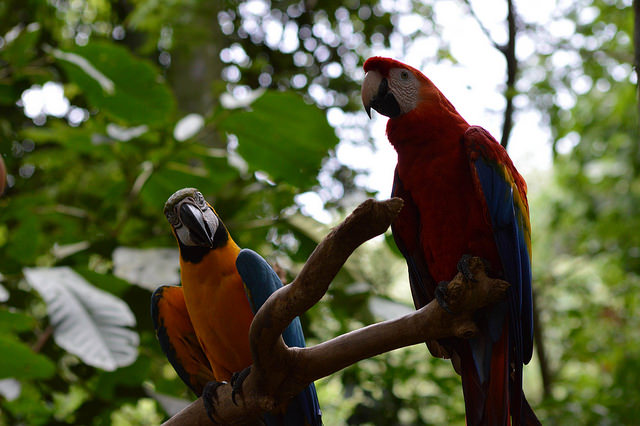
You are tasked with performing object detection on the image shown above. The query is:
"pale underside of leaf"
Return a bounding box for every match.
[112,247,180,290]
[23,267,139,371]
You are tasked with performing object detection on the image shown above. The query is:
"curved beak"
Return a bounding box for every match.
[179,202,216,248]
[361,70,401,119]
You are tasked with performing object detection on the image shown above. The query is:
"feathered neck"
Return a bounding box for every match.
[386,92,469,153]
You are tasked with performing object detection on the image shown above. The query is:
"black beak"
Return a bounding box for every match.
[180,203,215,247]
[369,78,401,118]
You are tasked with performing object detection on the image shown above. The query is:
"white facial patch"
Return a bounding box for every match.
[171,192,219,247]
[387,68,419,115]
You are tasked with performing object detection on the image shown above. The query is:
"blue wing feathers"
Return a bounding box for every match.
[236,249,322,426]
[474,157,533,375]
[236,249,307,348]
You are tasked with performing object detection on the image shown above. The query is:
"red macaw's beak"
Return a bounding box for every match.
[179,201,217,248]
[361,70,401,119]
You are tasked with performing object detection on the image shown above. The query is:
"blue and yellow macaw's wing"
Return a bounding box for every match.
[151,285,215,396]
[236,249,322,426]
[464,126,535,424]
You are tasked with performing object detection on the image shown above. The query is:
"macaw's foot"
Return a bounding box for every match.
[230,366,251,406]
[458,254,491,282]
[202,380,227,424]
[437,256,509,315]
[435,281,454,314]
[456,254,476,281]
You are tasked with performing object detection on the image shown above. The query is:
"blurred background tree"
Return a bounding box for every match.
[0,0,637,424]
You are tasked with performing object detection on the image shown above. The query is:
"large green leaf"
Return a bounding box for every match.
[0,335,55,380]
[219,90,339,189]
[23,267,139,371]
[21,121,109,155]
[0,308,36,332]
[1,23,40,69]
[53,42,174,126]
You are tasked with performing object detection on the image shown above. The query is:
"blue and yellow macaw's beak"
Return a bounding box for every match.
[164,188,219,248]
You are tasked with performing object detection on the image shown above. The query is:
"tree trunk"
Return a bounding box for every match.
[167,1,224,116]
[500,0,518,148]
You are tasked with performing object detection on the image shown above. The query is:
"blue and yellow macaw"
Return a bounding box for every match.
[151,188,321,425]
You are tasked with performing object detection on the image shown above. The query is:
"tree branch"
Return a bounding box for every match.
[500,0,518,148]
[460,0,519,148]
[460,0,502,51]
[162,198,510,425]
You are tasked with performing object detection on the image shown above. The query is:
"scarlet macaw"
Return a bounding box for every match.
[151,188,321,425]
[361,57,539,425]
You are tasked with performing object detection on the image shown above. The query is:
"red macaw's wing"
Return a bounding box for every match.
[391,168,456,362]
[151,285,215,396]
[463,126,535,425]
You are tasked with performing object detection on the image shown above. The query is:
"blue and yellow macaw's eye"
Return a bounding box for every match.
[193,191,207,209]
[166,208,180,227]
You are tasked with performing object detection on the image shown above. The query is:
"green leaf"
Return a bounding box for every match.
[2,381,52,425]
[93,356,152,400]
[1,23,40,69]
[52,384,89,422]
[219,91,339,189]
[8,214,41,263]
[23,267,139,371]
[140,158,236,209]
[0,335,55,379]
[0,308,36,332]
[384,232,403,258]
[21,121,109,155]
[0,83,17,105]
[75,268,131,297]
[53,42,175,126]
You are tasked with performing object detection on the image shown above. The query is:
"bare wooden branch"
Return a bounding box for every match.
[162,199,510,425]
[460,0,519,148]
[460,0,502,51]
[500,0,518,148]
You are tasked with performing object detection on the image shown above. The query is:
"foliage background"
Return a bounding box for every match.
[0,0,638,424]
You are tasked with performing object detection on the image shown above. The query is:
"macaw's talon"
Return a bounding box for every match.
[202,380,227,424]
[457,254,477,282]
[230,366,251,406]
[435,281,454,314]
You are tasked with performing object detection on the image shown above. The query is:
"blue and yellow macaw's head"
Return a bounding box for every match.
[164,188,230,263]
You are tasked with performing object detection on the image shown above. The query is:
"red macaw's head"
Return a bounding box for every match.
[361,56,441,119]
[164,188,220,248]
